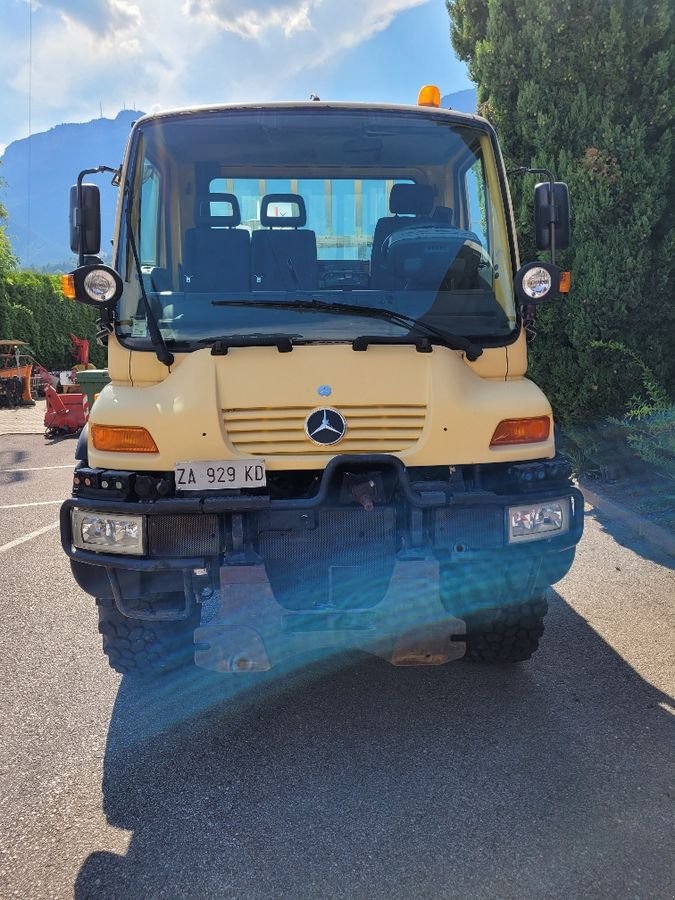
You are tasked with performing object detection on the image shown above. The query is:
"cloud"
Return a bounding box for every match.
[34,0,141,32]
[184,0,427,49]
[0,0,432,147]
[184,0,315,39]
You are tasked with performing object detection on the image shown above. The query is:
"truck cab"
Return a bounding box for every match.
[61,93,583,676]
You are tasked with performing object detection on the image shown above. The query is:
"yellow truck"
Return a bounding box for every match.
[60,87,583,677]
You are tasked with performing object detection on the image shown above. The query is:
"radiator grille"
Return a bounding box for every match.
[433,507,504,550]
[148,515,220,558]
[223,404,426,456]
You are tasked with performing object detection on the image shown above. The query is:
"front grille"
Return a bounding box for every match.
[259,507,397,609]
[148,515,220,558]
[223,404,426,456]
[433,507,504,550]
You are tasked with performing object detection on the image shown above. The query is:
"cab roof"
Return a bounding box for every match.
[131,100,488,131]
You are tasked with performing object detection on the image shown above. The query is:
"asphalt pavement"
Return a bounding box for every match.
[0,433,673,900]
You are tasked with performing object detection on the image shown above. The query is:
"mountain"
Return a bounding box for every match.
[441,88,477,113]
[1,92,477,270]
[0,110,143,270]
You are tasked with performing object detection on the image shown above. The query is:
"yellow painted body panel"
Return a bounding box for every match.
[90,338,554,470]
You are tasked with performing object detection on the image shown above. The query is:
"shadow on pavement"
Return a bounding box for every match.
[75,594,675,899]
[0,445,28,485]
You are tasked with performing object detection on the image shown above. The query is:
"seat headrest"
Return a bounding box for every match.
[432,205,454,224]
[260,193,307,228]
[196,193,241,227]
[390,183,434,216]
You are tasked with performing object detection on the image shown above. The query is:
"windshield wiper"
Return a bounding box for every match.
[211,297,483,360]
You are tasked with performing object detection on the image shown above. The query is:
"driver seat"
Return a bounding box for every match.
[370,183,435,290]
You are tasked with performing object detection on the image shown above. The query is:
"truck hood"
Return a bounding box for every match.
[89,344,554,470]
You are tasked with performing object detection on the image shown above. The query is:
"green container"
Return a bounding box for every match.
[76,369,111,411]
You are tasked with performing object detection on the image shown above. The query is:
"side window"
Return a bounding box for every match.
[465,158,489,250]
[140,160,161,265]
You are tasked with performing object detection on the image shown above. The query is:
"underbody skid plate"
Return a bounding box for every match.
[194,556,466,672]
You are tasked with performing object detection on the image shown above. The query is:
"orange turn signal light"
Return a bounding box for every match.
[559,271,571,293]
[418,85,441,108]
[91,424,159,453]
[490,416,551,447]
[61,274,76,299]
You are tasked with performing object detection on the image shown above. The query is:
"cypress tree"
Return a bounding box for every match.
[447,0,674,421]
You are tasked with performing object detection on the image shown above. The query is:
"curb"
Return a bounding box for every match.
[579,482,675,560]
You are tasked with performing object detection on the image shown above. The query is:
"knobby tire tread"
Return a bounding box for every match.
[463,596,548,663]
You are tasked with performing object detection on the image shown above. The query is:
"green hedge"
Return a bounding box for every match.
[0,272,106,369]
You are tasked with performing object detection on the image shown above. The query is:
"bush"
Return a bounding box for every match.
[447,0,675,423]
[605,342,675,481]
[559,341,675,483]
[0,272,106,369]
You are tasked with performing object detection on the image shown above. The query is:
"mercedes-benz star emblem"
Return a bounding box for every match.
[304,407,347,446]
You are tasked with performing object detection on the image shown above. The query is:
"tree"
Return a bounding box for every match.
[447,0,674,421]
[0,193,17,277]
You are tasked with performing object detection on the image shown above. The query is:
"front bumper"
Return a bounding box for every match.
[62,456,583,668]
[62,454,583,605]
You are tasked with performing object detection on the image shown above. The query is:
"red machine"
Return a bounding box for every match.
[43,384,89,437]
[70,334,90,367]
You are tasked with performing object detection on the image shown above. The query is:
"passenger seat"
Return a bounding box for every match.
[251,194,318,291]
[183,193,250,292]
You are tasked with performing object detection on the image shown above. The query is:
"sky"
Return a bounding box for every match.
[0,0,472,155]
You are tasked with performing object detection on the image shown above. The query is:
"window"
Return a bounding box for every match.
[465,158,488,250]
[209,177,410,260]
[139,160,161,266]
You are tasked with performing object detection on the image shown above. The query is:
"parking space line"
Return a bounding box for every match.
[0,500,64,509]
[0,521,60,553]
[0,464,73,472]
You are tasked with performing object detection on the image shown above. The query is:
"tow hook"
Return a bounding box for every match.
[351,479,377,511]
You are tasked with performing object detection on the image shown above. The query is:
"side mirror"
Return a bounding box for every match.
[534,182,570,253]
[69,183,101,258]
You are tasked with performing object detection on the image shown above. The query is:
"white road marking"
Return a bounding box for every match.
[0,464,73,472]
[0,500,64,509]
[0,521,60,553]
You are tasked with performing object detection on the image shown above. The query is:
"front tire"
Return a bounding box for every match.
[97,596,200,676]
[463,596,548,663]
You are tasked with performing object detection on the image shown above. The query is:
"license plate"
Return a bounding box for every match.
[175,459,266,491]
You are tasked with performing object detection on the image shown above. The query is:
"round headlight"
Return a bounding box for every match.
[70,263,123,307]
[83,268,118,303]
[522,266,552,300]
[514,261,560,306]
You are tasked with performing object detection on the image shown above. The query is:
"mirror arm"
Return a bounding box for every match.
[75,166,119,265]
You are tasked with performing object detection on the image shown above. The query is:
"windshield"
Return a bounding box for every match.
[118,108,517,348]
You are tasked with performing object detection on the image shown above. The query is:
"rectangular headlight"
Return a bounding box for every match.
[71,509,146,555]
[507,498,570,543]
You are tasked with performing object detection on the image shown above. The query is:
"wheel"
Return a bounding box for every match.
[97,596,200,676]
[462,595,548,663]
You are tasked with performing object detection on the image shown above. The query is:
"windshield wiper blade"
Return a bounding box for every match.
[124,183,174,368]
[211,297,483,360]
